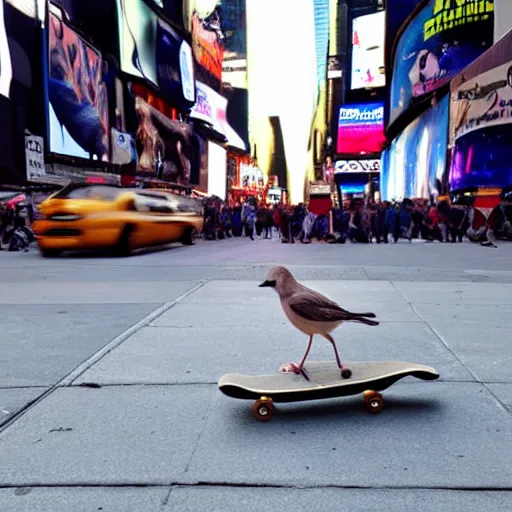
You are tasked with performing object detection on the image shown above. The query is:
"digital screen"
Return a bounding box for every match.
[337,102,385,154]
[449,27,512,191]
[116,0,195,107]
[207,141,227,199]
[134,96,200,186]
[351,11,385,90]
[191,81,246,151]
[381,94,449,201]
[450,28,512,146]
[389,0,494,127]
[185,1,225,91]
[185,0,247,92]
[48,10,110,161]
[0,0,12,98]
[449,124,512,191]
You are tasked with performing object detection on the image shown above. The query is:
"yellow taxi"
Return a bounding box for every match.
[33,183,204,257]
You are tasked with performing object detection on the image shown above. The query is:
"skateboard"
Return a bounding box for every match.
[218,361,439,421]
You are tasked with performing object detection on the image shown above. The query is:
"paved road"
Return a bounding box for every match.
[0,239,511,511]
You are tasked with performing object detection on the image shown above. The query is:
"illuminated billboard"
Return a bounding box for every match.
[116,0,195,108]
[449,28,512,191]
[389,0,494,126]
[47,9,110,161]
[380,94,449,201]
[337,102,385,155]
[351,11,385,90]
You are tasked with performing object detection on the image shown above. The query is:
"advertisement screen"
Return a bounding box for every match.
[381,94,449,201]
[134,96,200,186]
[117,0,195,107]
[337,102,385,154]
[449,125,512,191]
[0,0,12,98]
[207,140,227,199]
[450,29,512,145]
[351,11,385,90]
[184,0,247,92]
[48,10,110,161]
[389,0,494,127]
[191,81,246,150]
[449,29,512,190]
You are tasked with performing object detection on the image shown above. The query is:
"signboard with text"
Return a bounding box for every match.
[335,159,381,173]
[337,103,385,154]
[25,133,45,180]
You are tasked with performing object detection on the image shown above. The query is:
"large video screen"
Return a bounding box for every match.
[381,94,449,201]
[449,27,512,191]
[351,11,385,90]
[0,0,12,98]
[48,10,110,161]
[207,140,227,199]
[389,0,494,127]
[337,102,385,155]
[117,0,195,107]
[134,96,200,186]
[184,0,247,92]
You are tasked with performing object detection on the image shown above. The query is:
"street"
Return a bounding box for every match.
[1,239,512,511]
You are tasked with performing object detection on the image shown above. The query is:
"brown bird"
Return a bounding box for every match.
[259,266,379,378]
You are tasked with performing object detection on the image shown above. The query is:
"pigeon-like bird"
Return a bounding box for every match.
[259,266,379,378]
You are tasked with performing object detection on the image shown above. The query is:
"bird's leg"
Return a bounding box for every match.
[324,334,352,379]
[279,335,313,380]
[298,335,314,370]
[324,334,343,368]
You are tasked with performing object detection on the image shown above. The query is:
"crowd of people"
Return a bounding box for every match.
[0,198,35,251]
[201,196,512,247]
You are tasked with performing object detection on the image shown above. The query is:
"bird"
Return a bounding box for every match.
[259,266,379,379]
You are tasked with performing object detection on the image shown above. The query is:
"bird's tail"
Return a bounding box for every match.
[351,311,377,318]
[349,312,379,326]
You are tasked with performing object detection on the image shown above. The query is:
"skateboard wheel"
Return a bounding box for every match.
[363,391,384,414]
[341,367,352,379]
[253,397,275,422]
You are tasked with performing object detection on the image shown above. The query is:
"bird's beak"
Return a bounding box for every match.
[259,280,276,288]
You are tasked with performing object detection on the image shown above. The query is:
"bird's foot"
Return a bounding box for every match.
[279,362,310,381]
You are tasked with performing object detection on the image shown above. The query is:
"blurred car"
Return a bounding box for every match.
[33,183,204,257]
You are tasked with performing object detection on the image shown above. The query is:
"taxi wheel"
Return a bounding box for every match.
[41,249,62,258]
[181,227,195,246]
[115,225,134,257]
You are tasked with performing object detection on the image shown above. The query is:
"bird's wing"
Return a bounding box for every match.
[288,290,353,322]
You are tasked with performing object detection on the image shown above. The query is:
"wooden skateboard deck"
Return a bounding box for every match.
[218,361,439,420]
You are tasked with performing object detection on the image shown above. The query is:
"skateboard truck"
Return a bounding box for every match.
[280,362,352,381]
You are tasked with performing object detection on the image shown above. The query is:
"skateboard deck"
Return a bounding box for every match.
[218,361,439,420]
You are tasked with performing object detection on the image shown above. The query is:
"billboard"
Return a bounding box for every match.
[0,0,12,98]
[351,11,385,90]
[191,81,246,150]
[134,96,200,186]
[337,102,385,155]
[116,0,195,108]
[207,140,227,199]
[389,0,494,127]
[450,29,512,145]
[449,29,512,191]
[184,0,247,91]
[381,94,449,201]
[48,9,110,161]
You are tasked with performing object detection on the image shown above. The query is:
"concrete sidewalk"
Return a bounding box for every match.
[1,273,511,510]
